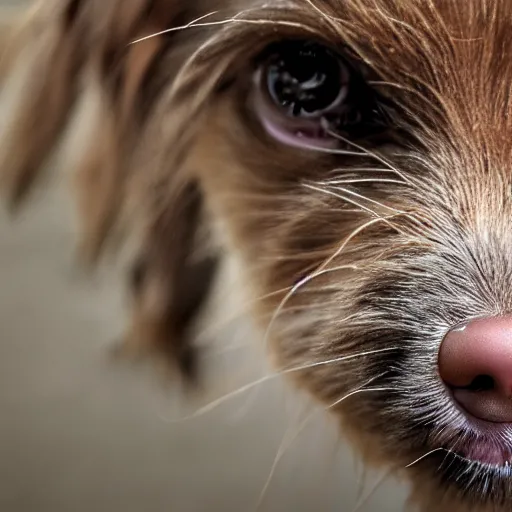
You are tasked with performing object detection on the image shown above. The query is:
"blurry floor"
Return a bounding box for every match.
[0,2,408,511]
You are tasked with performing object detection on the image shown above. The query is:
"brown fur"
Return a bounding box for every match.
[3,1,512,510]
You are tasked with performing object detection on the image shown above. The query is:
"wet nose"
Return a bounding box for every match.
[438,316,512,423]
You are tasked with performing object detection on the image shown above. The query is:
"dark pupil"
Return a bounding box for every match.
[267,44,342,116]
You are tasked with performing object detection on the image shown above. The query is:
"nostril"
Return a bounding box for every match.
[438,316,512,423]
[463,375,495,392]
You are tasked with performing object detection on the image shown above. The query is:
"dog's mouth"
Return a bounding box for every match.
[447,439,512,468]
[425,420,512,496]
[428,440,512,507]
[428,399,512,473]
[434,382,512,471]
[410,426,512,506]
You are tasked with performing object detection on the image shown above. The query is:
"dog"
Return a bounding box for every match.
[3,1,512,510]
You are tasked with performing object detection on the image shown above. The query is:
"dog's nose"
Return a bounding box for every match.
[438,316,512,423]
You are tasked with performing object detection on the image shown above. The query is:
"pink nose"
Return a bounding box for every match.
[438,316,512,423]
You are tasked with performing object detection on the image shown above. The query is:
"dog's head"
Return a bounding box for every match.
[4,1,512,510]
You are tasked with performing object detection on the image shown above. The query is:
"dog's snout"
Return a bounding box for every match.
[439,316,512,423]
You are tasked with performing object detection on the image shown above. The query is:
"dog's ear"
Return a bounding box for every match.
[121,181,219,384]
[0,0,184,259]
[78,0,221,383]
[71,0,188,263]
[0,0,90,207]
[0,0,220,383]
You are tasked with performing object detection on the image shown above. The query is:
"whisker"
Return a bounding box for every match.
[304,182,421,240]
[254,404,312,512]
[328,386,394,410]
[157,348,397,423]
[322,178,406,186]
[130,12,316,45]
[195,286,291,341]
[326,166,407,177]
[439,435,465,474]
[261,213,410,354]
[197,257,369,343]
[323,122,413,187]
[281,141,391,160]
[255,374,389,511]
[130,11,221,44]
[405,447,447,468]
[262,264,359,353]
[315,183,404,214]
[314,214,406,274]
[350,470,392,512]
[304,183,383,217]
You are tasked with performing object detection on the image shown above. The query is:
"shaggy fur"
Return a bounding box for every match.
[2,1,512,510]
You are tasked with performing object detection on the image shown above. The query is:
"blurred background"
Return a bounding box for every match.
[0,1,408,510]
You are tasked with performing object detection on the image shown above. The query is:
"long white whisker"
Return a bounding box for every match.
[351,470,391,512]
[130,11,221,44]
[282,142,391,160]
[201,263,362,347]
[262,213,407,355]
[305,184,419,238]
[405,448,446,468]
[315,214,405,274]
[323,123,413,186]
[304,183,382,217]
[262,264,358,352]
[255,374,389,511]
[130,13,316,45]
[157,348,397,423]
[322,178,406,186]
[195,286,291,341]
[317,184,404,214]
[327,167,406,176]
[254,405,311,512]
[329,386,393,410]
[439,436,465,474]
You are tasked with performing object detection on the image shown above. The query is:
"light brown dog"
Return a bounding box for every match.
[3,1,512,511]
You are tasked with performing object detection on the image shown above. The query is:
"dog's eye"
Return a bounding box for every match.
[253,40,385,149]
[266,42,349,118]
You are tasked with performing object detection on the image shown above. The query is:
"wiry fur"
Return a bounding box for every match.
[2,1,512,510]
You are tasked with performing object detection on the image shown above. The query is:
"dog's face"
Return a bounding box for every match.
[4,1,512,511]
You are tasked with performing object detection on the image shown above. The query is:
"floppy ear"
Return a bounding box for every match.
[0,0,177,258]
[0,0,220,383]
[0,0,90,207]
[78,0,220,383]
[123,181,219,383]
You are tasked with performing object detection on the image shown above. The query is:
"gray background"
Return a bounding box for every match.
[0,2,408,510]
